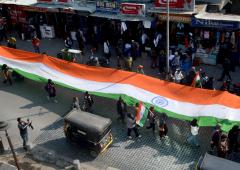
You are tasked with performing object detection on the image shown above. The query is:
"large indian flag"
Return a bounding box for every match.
[0,46,240,131]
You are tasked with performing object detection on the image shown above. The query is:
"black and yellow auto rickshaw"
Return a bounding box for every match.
[64,109,113,156]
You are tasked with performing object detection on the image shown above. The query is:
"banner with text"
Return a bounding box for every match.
[57,0,72,3]
[37,0,55,3]
[96,1,119,14]
[121,3,145,17]
[155,0,195,12]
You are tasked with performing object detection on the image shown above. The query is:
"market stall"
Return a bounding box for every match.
[191,14,240,65]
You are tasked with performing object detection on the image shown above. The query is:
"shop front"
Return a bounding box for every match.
[191,17,240,65]
[149,0,196,50]
[89,1,151,46]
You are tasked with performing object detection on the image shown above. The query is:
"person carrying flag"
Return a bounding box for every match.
[127,113,140,139]
[191,69,202,88]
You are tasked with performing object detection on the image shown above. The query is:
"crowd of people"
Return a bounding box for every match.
[1,62,240,161]
[2,20,239,94]
[1,20,240,162]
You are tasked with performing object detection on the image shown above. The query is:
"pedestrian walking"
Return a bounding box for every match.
[210,126,222,152]
[76,29,85,53]
[186,67,196,86]
[158,113,168,138]
[170,51,181,73]
[103,40,111,64]
[0,22,7,41]
[228,125,239,153]
[17,117,33,150]
[72,96,80,110]
[217,134,229,158]
[83,91,94,111]
[127,113,140,139]
[1,64,12,85]
[44,79,57,103]
[187,119,200,147]
[140,31,148,57]
[125,54,133,71]
[218,58,232,81]
[32,37,40,53]
[136,65,144,74]
[65,36,73,49]
[146,106,156,133]
[173,68,184,84]
[158,50,166,75]
[7,37,16,49]
[151,49,158,69]
[116,96,127,123]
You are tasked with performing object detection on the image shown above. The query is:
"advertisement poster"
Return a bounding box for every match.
[57,0,72,3]
[37,0,55,2]
[121,3,145,16]
[155,0,194,11]
[96,1,119,14]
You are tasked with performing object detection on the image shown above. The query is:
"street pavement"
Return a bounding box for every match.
[0,33,240,170]
[1,78,212,170]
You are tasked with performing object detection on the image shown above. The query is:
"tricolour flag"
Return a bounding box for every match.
[191,71,201,88]
[1,46,240,131]
[135,102,148,127]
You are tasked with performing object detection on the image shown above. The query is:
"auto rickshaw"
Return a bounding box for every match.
[64,109,113,156]
[58,48,82,63]
[196,153,240,170]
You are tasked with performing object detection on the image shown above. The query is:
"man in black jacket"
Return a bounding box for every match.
[218,58,232,81]
[116,96,127,123]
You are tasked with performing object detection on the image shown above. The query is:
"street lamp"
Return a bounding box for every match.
[0,121,20,170]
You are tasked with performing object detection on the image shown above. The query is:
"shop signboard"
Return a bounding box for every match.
[7,5,27,24]
[8,7,17,23]
[191,18,240,30]
[158,14,191,23]
[57,0,72,3]
[59,8,76,14]
[196,0,221,3]
[155,0,195,12]
[16,9,27,23]
[120,3,145,16]
[96,1,119,14]
[19,5,59,13]
[37,0,55,3]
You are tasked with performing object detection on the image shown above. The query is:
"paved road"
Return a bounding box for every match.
[0,33,240,169]
[1,78,212,170]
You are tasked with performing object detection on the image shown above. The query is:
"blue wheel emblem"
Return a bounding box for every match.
[151,96,168,108]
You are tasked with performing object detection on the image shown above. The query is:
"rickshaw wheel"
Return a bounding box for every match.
[90,150,98,157]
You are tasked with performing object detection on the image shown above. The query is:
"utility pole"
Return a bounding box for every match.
[0,121,20,170]
[166,0,170,74]
[5,130,20,170]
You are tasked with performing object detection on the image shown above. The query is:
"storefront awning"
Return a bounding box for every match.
[90,12,151,22]
[0,0,37,6]
[33,3,95,14]
[195,12,240,22]
[147,4,206,23]
[148,4,206,15]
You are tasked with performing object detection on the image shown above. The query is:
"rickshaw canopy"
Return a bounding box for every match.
[64,109,112,143]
